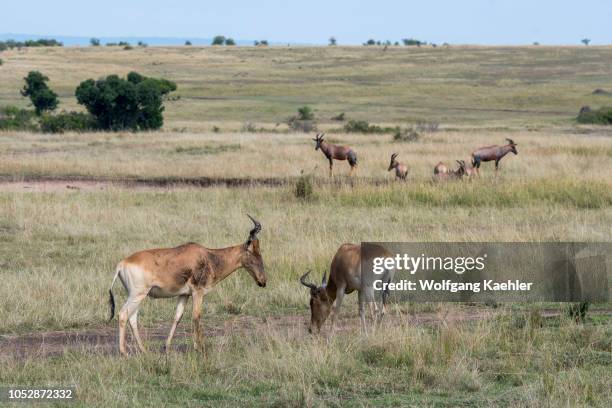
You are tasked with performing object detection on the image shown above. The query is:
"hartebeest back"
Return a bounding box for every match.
[388,153,408,180]
[471,138,518,171]
[300,243,394,335]
[433,160,466,181]
[108,215,266,356]
[313,133,358,177]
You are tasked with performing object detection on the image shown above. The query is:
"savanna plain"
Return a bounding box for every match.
[0,45,611,407]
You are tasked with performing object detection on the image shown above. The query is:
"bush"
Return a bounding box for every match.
[225,38,236,46]
[254,40,269,46]
[241,121,257,132]
[21,71,59,115]
[295,172,314,199]
[331,112,345,121]
[343,120,392,133]
[0,59,3,66]
[393,127,420,142]
[185,40,192,46]
[0,106,37,131]
[402,38,425,46]
[415,121,440,133]
[212,35,226,45]
[75,72,177,131]
[288,106,317,132]
[576,106,612,125]
[39,111,97,133]
[90,38,100,46]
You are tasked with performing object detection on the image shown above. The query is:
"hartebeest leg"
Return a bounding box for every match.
[328,159,334,177]
[165,295,188,351]
[358,291,367,336]
[330,285,347,332]
[495,160,500,171]
[118,293,147,356]
[128,311,146,353]
[191,290,205,353]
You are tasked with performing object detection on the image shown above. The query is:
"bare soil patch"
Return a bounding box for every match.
[0,308,593,360]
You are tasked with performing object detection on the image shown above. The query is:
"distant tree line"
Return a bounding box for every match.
[212,35,236,46]
[0,38,63,50]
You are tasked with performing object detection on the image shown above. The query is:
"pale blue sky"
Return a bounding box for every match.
[2,0,611,45]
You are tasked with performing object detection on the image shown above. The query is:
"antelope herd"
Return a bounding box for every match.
[110,134,519,355]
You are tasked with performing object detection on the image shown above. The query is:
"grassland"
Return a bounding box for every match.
[0,46,611,406]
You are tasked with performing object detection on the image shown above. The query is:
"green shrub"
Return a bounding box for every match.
[0,58,3,66]
[90,38,100,46]
[295,172,314,199]
[331,112,345,121]
[75,71,177,131]
[576,106,612,125]
[225,38,236,46]
[288,106,317,132]
[0,106,37,131]
[185,40,192,46]
[343,120,394,134]
[21,71,59,115]
[393,127,420,142]
[39,111,97,133]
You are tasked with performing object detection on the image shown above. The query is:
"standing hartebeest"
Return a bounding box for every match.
[313,133,358,177]
[300,243,394,335]
[388,153,408,180]
[108,215,266,356]
[471,138,518,171]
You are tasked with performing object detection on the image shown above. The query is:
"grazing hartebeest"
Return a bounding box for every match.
[433,160,465,181]
[471,138,518,171]
[388,153,408,180]
[300,243,394,335]
[108,215,266,356]
[313,133,358,177]
[461,160,479,178]
[433,162,449,175]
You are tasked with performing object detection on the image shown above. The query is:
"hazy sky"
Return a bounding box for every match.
[2,0,611,45]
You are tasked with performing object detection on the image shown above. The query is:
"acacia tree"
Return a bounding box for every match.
[75,72,177,131]
[21,71,58,115]
[329,36,337,46]
[581,38,591,46]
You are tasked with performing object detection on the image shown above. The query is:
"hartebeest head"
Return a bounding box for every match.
[506,138,518,155]
[388,152,399,171]
[313,133,325,151]
[300,270,332,333]
[242,214,266,287]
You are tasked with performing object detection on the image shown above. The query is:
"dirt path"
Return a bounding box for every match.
[1,308,599,359]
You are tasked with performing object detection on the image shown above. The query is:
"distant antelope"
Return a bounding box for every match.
[471,138,518,171]
[433,162,449,175]
[108,215,266,356]
[388,153,408,180]
[313,133,358,177]
[433,160,465,181]
[300,243,394,335]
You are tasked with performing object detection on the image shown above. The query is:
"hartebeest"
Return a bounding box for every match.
[433,160,465,181]
[108,215,266,356]
[461,160,479,178]
[388,153,408,180]
[471,138,518,171]
[300,243,394,335]
[313,133,358,177]
[433,161,449,175]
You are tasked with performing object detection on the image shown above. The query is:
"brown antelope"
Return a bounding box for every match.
[471,138,518,171]
[433,161,449,175]
[313,133,358,177]
[108,215,266,356]
[461,160,479,178]
[300,243,394,335]
[388,153,408,180]
[433,160,465,181]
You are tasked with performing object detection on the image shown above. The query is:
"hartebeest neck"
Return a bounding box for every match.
[207,245,245,285]
[500,145,514,157]
[319,141,332,157]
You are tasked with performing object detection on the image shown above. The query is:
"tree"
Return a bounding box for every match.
[212,35,226,45]
[90,38,101,46]
[581,38,591,46]
[21,71,58,115]
[75,72,177,131]
[364,39,376,46]
[185,40,192,46]
[329,36,337,46]
[225,38,236,46]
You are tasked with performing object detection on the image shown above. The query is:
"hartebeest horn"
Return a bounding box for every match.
[391,152,398,160]
[506,138,516,145]
[246,214,262,245]
[321,271,327,287]
[300,270,317,290]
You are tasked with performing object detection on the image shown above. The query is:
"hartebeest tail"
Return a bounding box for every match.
[313,133,358,177]
[471,138,518,171]
[108,214,266,356]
